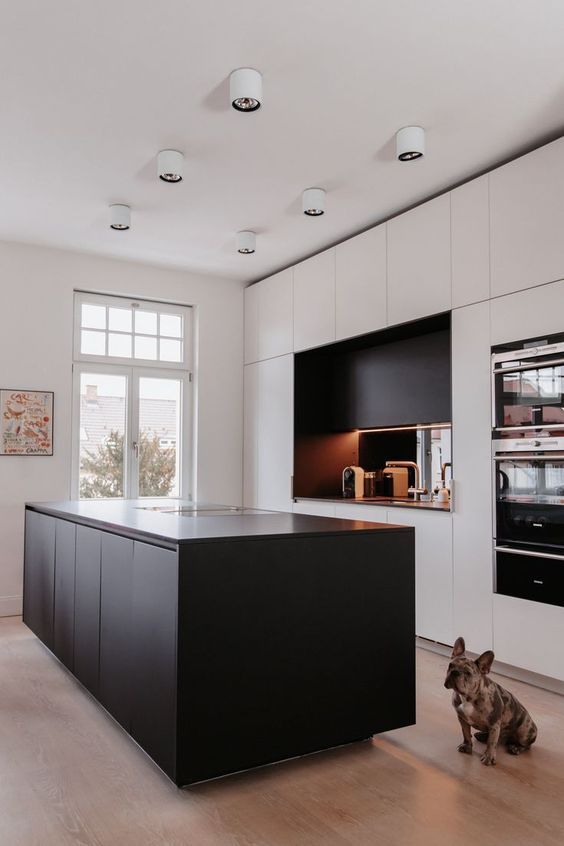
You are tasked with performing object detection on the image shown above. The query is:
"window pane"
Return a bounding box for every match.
[159,338,182,362]
[138,377,181,497]
[81,330,106,356]
[108,333,132,358]
[135,310,157,335]
[160,313,182,338]
[108,307,132,332]
[134,336,157,360]
[79,373,127,499]
[81,304,106,329]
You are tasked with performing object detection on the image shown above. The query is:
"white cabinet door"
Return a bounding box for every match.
[243,363,258,507]
[490,137,564,297]
[244,284,259,365]
[387,508,453,646]
[293,500,336,517]
[256,354,293,512]
[335,226,387,341]
[451,175,490,308]
[293,249,336,352]
[258,268,293,361]
[451,302,494,655]
[490,278,564,346]
[334,503,388,523]
[387,194,451,325]
[493,595,564,681]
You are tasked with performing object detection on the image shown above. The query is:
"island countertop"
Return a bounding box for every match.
[25,499,409,548]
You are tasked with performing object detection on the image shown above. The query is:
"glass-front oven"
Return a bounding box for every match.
[492,341,564,431]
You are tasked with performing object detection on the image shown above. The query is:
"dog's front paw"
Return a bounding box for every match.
[457,742,473,755]
[480,752,496,766]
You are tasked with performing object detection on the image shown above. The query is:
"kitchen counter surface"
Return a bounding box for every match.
[294,496,452,512]
[25,499,408,547]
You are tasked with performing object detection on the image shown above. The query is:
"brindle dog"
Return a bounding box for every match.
[444,636,537,766]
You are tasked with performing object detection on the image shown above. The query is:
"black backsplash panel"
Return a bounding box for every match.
[358,430,417,471]
[294,314,451,434]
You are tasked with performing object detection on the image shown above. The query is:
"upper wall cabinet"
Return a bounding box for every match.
[490,138,564,297]
[451,175,490,308]
[244,269,293,365]
[387,193,452,325]
[335,226,387,341]
[293,249,336,352]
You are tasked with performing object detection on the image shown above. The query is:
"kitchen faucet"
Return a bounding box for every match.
[385,461,428,501]
[441,461,452,482]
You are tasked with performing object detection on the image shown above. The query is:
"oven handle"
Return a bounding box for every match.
[493,454,564,460]
[495,424,564,432]
[495,545,564,562]
[493,356,564,374]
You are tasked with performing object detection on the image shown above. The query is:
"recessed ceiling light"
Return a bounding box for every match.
[109,204,130,230]
[396,126,425,161]
[302,187,326,216]
[237,231,256,254]
[230,68,262,112]
[157,149,184,183]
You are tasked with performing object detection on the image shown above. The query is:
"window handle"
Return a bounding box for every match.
[132,440,139,459]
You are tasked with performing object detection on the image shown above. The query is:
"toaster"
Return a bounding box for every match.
[342,466,365,498]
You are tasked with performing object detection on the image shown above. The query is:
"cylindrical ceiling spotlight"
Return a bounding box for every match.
[157,149,184,183]
[237,230,256,254]
[109,204,130,230]
[230,68,262,112]
[302,187,326,216]
[396,126,425,161]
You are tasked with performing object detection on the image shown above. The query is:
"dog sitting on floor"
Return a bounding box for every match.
[444,636,537,766]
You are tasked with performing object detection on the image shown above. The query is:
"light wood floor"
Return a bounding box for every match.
[1,617,563,846]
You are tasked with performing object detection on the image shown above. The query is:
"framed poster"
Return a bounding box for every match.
[0,390,54,456]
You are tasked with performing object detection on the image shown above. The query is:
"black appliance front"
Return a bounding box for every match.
[495,544,564,608]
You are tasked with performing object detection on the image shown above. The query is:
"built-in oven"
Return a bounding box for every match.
[492,334,564,609]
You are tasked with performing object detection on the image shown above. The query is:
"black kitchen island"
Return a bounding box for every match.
[23,500,415,786]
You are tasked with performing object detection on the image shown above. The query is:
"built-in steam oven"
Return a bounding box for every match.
[492,335,564,608]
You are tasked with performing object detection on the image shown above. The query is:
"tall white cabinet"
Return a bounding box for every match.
[293,249,336,352]
[335,225,386,341]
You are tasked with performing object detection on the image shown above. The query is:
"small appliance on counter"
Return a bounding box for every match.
[342,466,365,498]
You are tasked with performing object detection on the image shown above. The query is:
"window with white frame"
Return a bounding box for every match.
[72,292,193,501]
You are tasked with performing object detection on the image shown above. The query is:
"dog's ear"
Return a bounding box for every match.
[451,637,466,657]
[475,650,495,674]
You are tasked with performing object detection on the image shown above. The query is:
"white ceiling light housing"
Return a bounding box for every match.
[157,149,184,182]
[230,68,262,112]
[302,187,326,216]
[109,204,130,230]
[396,126,425,161]
[237,230,256,254]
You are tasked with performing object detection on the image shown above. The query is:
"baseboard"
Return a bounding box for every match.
[416,636,564,696]
[0,595,23,617]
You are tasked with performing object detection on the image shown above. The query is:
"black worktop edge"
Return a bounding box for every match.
[294,497,452,513]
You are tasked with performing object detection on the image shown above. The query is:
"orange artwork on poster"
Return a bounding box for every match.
[0,390,54,455]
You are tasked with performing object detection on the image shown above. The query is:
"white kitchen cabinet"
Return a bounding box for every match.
[451,302,494,655]
[493,594,564,681]
[490,137,564,297]
[490,278,564,346]
[387,508,453,646]
[243,355,293,512]
[293,500,336,517]
[293,249,336,352]
[244,284,259,365]
[451,175,490,308]
[335,226,387,341]
[334,503,388,522]
[387,193,451,325]
[257,268,293,360]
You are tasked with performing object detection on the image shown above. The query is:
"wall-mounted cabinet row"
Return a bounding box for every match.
[245,136,564,359]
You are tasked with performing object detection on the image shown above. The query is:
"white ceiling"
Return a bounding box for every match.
[2,0,564,283]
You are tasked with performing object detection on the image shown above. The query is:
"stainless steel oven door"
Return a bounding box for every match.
[492,349,564,430]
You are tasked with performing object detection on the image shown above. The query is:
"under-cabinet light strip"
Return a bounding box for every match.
[356,423,451,434]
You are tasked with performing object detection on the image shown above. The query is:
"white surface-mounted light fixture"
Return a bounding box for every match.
[157,149,184,182]
[230,68,262,112]
[237,230,256,254]
[109,204,130,230]
[302,187,326,216]
[396,126,425,161]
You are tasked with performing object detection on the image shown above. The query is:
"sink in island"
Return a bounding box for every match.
[23,500,415,786]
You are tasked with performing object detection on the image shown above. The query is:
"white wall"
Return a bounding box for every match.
[0,241,245,616]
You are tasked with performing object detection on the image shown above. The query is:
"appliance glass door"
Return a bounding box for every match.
[494,360,564,429]
[496,456,564,502]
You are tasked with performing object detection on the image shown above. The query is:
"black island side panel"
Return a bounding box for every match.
[176,528,415,786]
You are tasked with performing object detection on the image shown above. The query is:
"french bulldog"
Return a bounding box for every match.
[444,636,537,766]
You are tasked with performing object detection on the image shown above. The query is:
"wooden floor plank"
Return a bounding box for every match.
[1,617,563,846]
